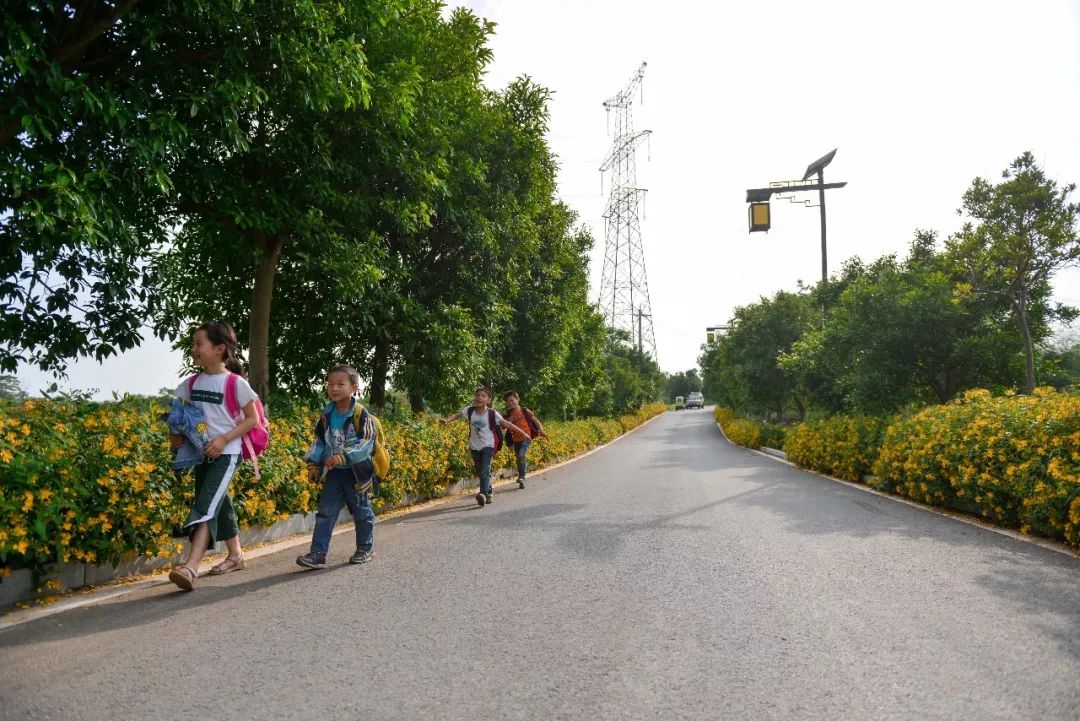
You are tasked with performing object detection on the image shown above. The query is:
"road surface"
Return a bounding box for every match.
[2,408,1078,720]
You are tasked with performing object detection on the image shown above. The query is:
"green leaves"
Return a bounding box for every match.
[949,152,1080,392]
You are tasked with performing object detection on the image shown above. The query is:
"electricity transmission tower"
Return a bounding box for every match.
[598,61,656,362]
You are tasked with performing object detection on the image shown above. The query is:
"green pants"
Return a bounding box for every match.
[183,454,240,548]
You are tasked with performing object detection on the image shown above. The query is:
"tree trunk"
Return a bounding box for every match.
[792,393,805,422]
[248,233,284,402]
[369,337,389,410]
[931,374,947,404]
[408,390,426,415]
[1016,292,1036,394]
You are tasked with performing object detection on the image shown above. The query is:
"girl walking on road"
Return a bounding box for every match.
[168,321,260,591]
[440,387,530,507]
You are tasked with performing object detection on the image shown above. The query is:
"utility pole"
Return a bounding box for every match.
[598,62,657,363]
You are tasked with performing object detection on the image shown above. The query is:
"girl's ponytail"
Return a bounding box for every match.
[198,320,247,378]
[224,353,245,378]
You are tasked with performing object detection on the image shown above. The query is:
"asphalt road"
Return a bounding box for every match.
[2,409,1079,720]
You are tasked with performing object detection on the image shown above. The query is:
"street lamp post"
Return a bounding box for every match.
[745,149,847,286]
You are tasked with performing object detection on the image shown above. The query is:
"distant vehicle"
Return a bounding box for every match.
[686,392,704,409]
[674,395,686,410]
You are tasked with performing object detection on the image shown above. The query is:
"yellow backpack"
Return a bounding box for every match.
[353,404,390,480]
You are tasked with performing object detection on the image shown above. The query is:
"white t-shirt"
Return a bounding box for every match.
[176,372,259,455]
[461,405,504,451]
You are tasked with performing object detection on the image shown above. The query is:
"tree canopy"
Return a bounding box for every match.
[3,1,663,417]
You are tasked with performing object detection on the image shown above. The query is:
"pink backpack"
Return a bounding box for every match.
[187,373,270,477]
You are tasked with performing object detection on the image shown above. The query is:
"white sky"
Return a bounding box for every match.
[16,0,1080,397]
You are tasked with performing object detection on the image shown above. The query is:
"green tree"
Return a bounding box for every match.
[703,290,814,421]
[664,369,701,403]
[948,152,1080,393]
[2,2,213,372]
[586,329,663,416]
[150,1,396,400]
[782,233,1022,413]
[0,375,26,402]
[490,202,599,414]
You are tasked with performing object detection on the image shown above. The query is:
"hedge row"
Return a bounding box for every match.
[784,415,884,482]
[714,407,761,448]
[0,399,666,582]
[716,388,1080,547]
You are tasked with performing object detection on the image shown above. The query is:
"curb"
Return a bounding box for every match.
[0,410,667,631]
[714,421,1080,562]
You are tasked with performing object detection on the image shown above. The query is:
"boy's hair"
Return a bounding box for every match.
[328,365,360,386]
[474,386,492,399]
[197,320,245,377]
[503,390,519,401]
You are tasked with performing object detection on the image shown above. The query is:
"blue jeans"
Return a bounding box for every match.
[311,468,374,554]
[510,439,531,479]
[470,447,494,495]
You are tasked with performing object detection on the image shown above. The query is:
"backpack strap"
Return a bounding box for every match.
[186,373,199,397]
[487,408,502,451]
[224,372,241,420]
[352,403,369,439]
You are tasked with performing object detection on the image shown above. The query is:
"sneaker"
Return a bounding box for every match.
[485,493,493,504]
[349,548,374,565]
[476,492,486,506]
[517,478,526,489]
[296,552,327,569]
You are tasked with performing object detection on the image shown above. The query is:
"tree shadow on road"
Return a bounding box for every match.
[715,455,1080,659]
[0,560,357,649]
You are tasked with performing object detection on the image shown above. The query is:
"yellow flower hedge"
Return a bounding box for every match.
[0,398,665,583]
[784,415,885,482]
[872,388,1080,545]
[714,407,761,449]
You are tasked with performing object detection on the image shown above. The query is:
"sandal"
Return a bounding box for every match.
[168,565,197,591]
[208,555,246,576]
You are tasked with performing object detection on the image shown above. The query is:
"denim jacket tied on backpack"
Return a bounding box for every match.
[305,400,377,494]
[165,398,211,470]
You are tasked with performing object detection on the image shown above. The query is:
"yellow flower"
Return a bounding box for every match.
[20,423,30,437]
[0,449,12,463]
[21,491,33,512]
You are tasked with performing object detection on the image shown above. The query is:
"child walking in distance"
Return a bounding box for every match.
[439,387,530,506]
[502,391,547,489]
[168,321,260,591]
[296,366,377,569]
